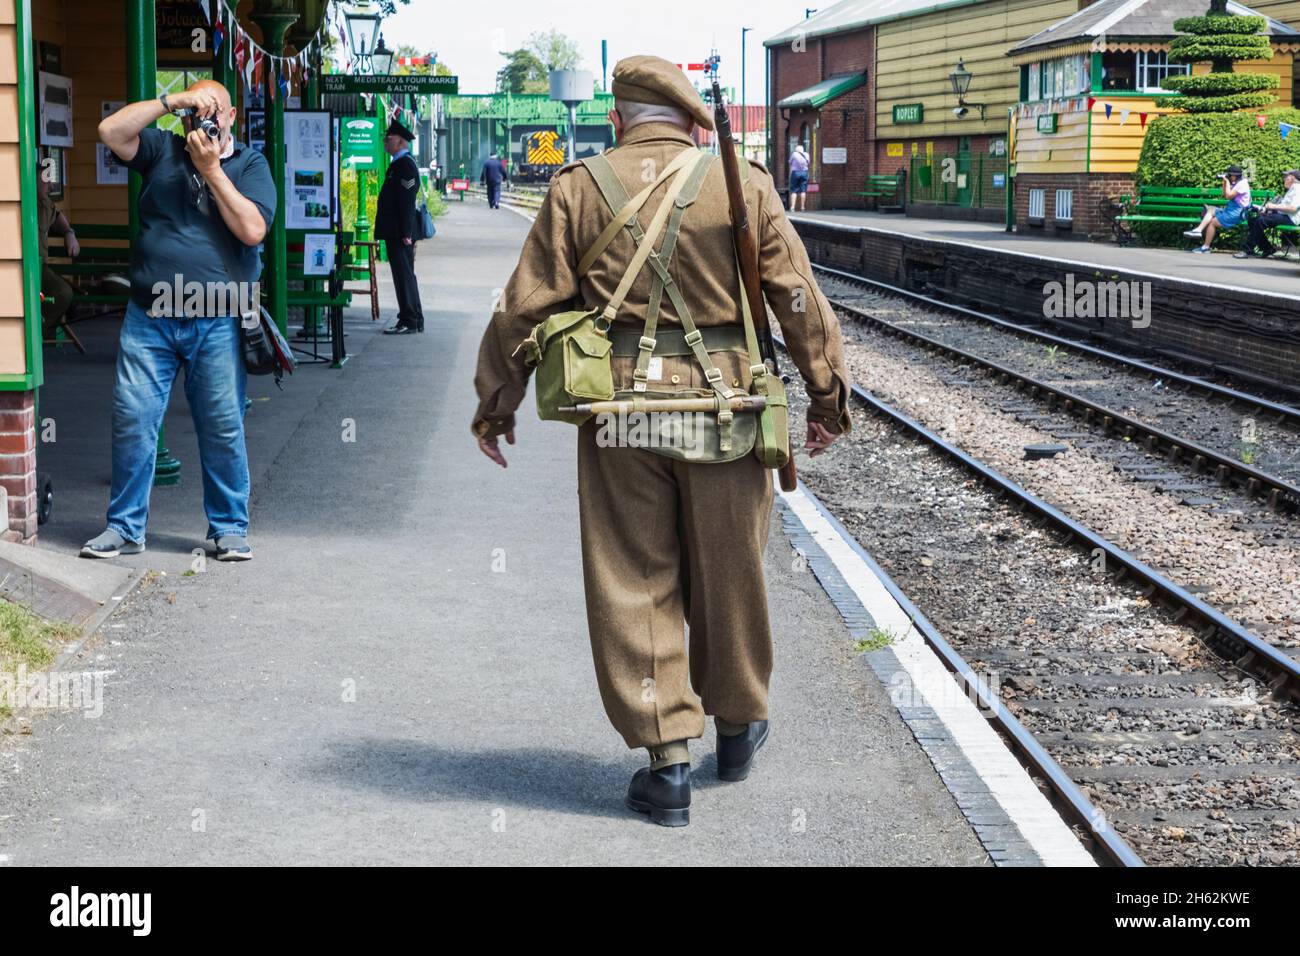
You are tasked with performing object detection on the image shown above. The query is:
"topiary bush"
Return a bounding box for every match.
[1132,107,1300,244]
[1167,10,1277,113]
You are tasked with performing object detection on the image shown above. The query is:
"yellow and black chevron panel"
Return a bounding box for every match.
[525,130,566,166]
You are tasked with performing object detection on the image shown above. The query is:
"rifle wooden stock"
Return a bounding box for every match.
[559,395,768,416]
[712,78,798,492]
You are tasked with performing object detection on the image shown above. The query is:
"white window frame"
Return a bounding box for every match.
[1028,188,1046,219]
[1136,50,1190,93]
[1055,189,1074,221]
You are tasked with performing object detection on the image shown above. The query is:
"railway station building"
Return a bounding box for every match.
[1010,0,1300,238]
[766,0,1300,234]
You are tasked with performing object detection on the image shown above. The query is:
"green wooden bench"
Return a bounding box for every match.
[854,172,905,211]
[1112,185,1283,245]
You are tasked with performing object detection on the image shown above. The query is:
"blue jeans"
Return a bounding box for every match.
[107,301,249,543]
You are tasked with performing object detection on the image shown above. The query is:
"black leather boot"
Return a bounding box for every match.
[625,763,691,827]
[717,720,769,782]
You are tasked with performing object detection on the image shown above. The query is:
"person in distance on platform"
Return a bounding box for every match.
[1235,168,1300,260]
[788,142,809,211]
[376,118,426,335]
[481,151,509,209]
[1183,164,1250,254]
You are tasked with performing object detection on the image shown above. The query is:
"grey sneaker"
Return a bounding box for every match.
[80,529,145,559]
[214,535,252,561]
[1182,227,1203,238]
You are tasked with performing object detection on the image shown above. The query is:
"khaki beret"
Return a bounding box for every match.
[611,55,714,131]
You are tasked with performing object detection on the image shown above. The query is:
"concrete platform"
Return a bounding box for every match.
[0,202,995,865]
[791,209,1300,388]
[792,209,1300,300]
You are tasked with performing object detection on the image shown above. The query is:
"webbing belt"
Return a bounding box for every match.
[608,325,747,357]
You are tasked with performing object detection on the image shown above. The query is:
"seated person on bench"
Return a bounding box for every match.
[1236,168,1300,259]
[37,162,81,345]
[1183,164,1250,253]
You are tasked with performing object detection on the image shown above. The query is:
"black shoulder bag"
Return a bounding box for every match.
[198,169,296,387]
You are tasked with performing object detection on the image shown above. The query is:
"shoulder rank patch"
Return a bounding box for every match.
[401,178,417,189]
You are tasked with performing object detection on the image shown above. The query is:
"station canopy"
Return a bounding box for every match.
[776,71,868,110]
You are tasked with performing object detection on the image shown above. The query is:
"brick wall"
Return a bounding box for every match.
[0,390,37,544]
[769,27,874,209]
[1015,172,1135,241]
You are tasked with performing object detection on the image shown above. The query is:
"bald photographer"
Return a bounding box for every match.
[84,80,275,562]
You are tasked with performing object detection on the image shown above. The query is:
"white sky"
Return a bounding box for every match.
[374,0,816,103]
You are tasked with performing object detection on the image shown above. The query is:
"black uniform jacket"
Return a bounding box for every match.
[374,152,422,242]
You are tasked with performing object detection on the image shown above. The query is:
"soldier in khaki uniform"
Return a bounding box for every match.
[472,55,851,826]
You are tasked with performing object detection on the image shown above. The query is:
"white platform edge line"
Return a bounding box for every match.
[780,483,1096,867]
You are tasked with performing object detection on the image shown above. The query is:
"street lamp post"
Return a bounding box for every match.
[948,58,985,120]
[343,0,382,74]
[343,4,391,265]
[372,34,395,76]
[741,26,751,160]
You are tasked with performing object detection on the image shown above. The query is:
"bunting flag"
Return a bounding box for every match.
[234,29,246,77]
[1257,114,1268,128]
[1086,96,1095,112]
[1281,122,1294,139]
[1139,112,1148,128]
[1120,108,1130,125]
[199,0,211,24]
[1104,102,1112,119]
[213,16,224,57]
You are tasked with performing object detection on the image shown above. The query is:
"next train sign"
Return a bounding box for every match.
[322,74,460,96]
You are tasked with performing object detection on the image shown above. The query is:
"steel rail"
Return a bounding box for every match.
[823,292,1300,515]
[812,262,1300,425]
[776,335,1300,860]
[793,481,1146,867]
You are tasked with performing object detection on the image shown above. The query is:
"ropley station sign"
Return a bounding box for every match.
[321,74,459,96]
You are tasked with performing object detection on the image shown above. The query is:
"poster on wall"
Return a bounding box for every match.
[303,233,336,275]
[97,101,128,185]
[284,110,333,230]
[246,109,266,155]
[38,71,74,148]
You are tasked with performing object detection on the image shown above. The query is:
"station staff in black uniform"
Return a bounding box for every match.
[375,118,425,335]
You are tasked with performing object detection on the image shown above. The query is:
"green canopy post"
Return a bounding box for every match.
[250,1,300,336]
[129,0,179,485]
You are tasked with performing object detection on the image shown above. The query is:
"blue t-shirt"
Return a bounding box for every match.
[116,127,276,314]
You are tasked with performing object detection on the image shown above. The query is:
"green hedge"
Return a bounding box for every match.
[1163,71,1279,94]
[1172,14,1268,35]
[1169,37,1275,62]
[1133,108,1300,244]
[1171,91,1280,112]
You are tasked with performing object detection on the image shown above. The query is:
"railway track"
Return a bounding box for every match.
[814,264,1300,517]
[777,348,1300,865]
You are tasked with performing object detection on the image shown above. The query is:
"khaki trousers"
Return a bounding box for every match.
[576,419,775,750]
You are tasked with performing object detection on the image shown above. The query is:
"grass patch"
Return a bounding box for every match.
[854,626,897,653]
[0,600,77,719]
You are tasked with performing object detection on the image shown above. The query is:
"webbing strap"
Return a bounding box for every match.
[577,147,699,276]
[636,155,718,393]
[601,151,704,323]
